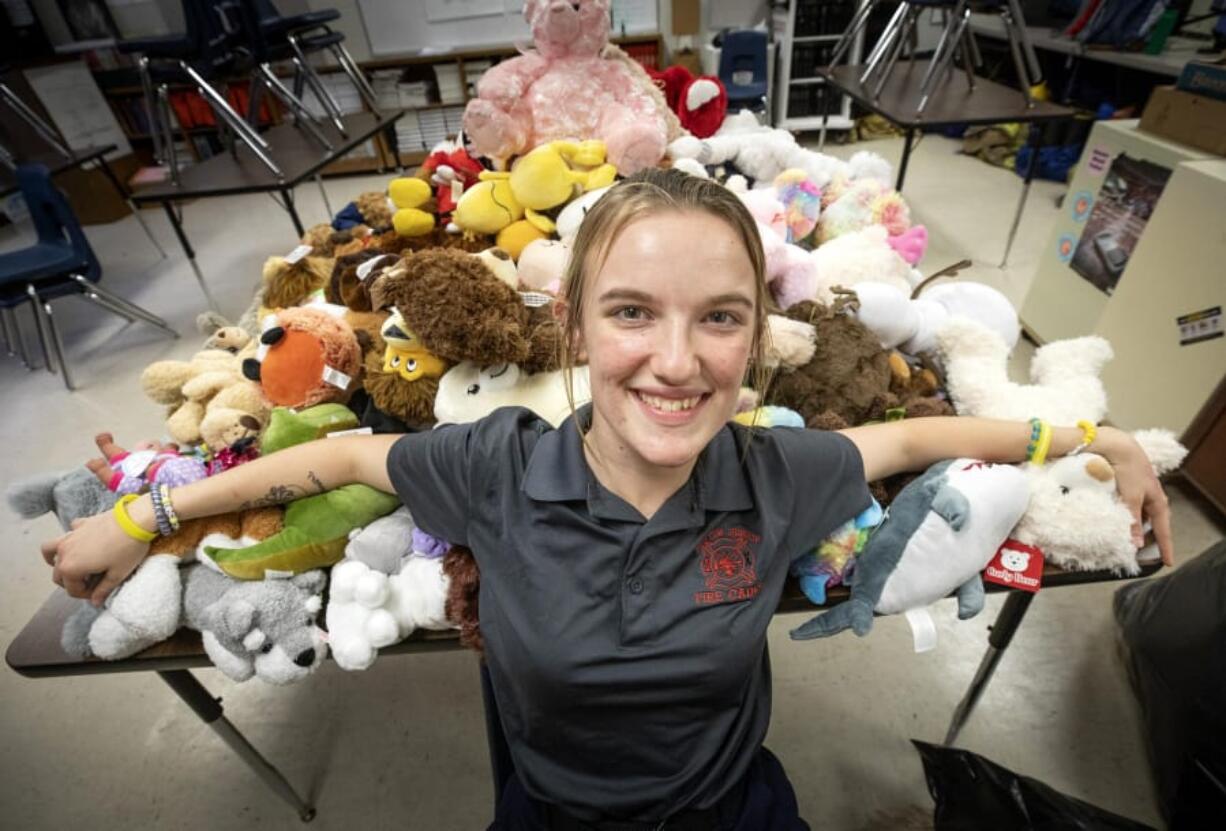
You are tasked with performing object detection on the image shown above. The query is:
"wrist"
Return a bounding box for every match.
[126,494,158,536]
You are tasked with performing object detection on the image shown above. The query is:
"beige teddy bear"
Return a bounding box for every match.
[141,327,269,451]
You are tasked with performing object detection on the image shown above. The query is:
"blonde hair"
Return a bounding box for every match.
[559,168,774,425]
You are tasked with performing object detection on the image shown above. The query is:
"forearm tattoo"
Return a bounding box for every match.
[238,471,328,509]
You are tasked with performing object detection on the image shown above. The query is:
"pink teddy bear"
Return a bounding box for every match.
[462,0,671,174]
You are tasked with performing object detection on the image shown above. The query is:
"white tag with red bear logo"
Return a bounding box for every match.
[983,539,1044,593]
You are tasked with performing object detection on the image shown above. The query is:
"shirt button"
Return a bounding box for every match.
[628,578,644,594]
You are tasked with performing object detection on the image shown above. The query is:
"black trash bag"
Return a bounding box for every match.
[912,740,1155,830]
[1114,539,1226,828]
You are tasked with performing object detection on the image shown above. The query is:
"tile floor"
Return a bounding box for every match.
[1,135,1221,830]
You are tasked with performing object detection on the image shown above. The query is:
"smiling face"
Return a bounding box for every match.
[575,210,758,475]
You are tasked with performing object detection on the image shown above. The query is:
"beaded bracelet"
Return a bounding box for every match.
[158,484,181,533]
[112,494,157,544]
[1025,417,1054,465]
[148,484,174,537]
[1069,420,1098,456]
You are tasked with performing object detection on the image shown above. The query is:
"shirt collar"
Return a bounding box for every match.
[521,404,755,515]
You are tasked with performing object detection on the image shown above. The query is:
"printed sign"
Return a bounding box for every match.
[1178,306,1223,346]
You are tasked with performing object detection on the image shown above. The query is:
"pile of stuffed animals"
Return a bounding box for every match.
[4,0,1189,683]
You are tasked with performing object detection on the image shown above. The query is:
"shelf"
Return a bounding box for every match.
[781,114,855,131]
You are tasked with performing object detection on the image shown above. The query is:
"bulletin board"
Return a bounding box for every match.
[357,0,658,57]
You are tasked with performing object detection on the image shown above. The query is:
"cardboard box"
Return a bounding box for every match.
[1139,86,1226,157]
[671,0,700,36]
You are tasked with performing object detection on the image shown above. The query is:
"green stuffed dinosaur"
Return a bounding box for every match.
[203,404,401,579]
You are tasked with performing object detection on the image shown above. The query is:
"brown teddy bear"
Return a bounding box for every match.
[261,254,335,310]
[370,247,559,372]
[765,294,952,429]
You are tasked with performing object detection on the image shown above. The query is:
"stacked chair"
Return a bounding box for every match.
[827,0,1043,114]
[0,165,176,390]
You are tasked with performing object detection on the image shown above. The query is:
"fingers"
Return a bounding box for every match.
[41,534,67,566]
[1148,489,1175,567]
[90,572,124,608]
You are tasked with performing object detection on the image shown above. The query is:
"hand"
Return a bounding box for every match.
[41,510,150,606]
[1098,426,1175,566]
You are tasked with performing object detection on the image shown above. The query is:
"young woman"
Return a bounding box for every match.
[44,169,1173,830]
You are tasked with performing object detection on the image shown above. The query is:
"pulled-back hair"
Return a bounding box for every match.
[560,168,772,420]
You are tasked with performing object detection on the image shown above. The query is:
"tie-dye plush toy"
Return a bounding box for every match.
[791,498,884,605]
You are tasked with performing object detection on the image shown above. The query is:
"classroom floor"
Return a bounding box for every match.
[1,134,1222,831]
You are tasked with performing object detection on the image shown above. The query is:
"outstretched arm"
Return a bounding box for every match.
[42,434,401,605]
[840,418,1174,565]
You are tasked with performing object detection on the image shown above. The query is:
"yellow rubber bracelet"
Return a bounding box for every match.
[1031,421,1054,466]
[113,494,157,543]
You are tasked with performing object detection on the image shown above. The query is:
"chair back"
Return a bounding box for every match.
[17,164,100,282]
[718,30,769,105]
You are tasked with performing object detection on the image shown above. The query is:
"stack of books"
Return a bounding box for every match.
[464,60,493,97]
[434,64,465,105]
[395,110,426,152]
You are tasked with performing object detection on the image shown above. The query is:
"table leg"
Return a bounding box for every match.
[161,201,220,312]
[96,157,167,259]
[1000,123,1042,268]
[383,121,403,174]
[314,174,333,221]
[280,187,306,237]
[3,303,34,369]
[896,128,916,192]
[943,590,1035,746]
[158,670,316,822]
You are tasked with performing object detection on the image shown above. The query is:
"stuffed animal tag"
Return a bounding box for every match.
[117,449,158,478]
[285,244,313,265]
[903,608,938,653]
[982,539,1043,593]
[519,291,552,307]
[321,365,353,390]
[326,426,374,438]
[356,254,395,282]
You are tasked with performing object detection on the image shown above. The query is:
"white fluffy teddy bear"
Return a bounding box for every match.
[936,317,1113,426]
[1013,429,1187,575]
[851,280,1020,358]
[667,109,892,189]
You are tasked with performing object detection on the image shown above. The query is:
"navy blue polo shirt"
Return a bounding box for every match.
[387,406,870,822]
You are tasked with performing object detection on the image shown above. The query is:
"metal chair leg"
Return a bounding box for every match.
[0,83,71,157]
[828,0,878,69]
[156,85,181,188]
[2,305,33,369]
[872,7,917,100]
[257,64,332,149]
[137,57,166,165]
[330,39,380,115]
[24,286,54,373]
[68,275,179,338]
[1,305,13,355]
[314,174,333,218]
[288,35,347,135]
[861,3,908,83]
[39,300,74,390]
[1002,10,1034,106]
[918,0,967,94]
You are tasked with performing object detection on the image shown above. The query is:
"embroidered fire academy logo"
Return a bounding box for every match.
[695,527,763,606]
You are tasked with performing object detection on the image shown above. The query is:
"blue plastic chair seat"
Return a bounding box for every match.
[259,9,340,38]
[0,243,90,288]
[116,33,196,59]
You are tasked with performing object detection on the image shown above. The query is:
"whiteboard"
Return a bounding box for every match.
[358,0,657,57]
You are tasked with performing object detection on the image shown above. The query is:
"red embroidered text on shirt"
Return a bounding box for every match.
[695,527,763,606]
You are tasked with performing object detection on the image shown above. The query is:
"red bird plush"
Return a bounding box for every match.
[648,65,727,139]
[420,141,486,229]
